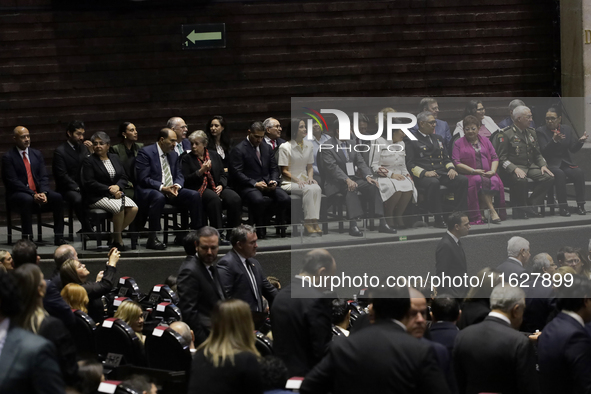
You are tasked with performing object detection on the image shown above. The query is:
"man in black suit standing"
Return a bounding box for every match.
[453,284,539,394]
[428,295,461,357]
[271,249,336,378]
[407,111,468,228]
[53,120,94,236]
[177,227,226,346]
[538,276,591,394]
[217,225,277,312]
[320,131,398,236]
[229,121,290,239]
[2,126,66,245]
[435,212,470,298]
[301,286,450,394]
[263,117,286,156]
[496,236,530,277]
[135,128,203,249]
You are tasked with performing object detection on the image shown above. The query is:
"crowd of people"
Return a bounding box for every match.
[0,221,591,393]
[2,98,587,250]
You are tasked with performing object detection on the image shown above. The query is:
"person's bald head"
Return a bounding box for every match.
[54,244,78,272]
[13,126,31,150]
[169,321,195,350]
[405,288,428,338]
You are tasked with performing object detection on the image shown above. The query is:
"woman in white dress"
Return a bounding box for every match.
[277,118,322,236]
[368,128,417,229]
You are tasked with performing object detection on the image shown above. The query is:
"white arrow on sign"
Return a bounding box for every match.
[187,30,222,44]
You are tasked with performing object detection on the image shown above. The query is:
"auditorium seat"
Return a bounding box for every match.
[146,284,179,307]
[145,325,192,374]
[116,276,142,301]
[72,309,97,359]
[98,380,141,394]
[152,302,182,324]
[255,331,273,356]
[96,318,146,367]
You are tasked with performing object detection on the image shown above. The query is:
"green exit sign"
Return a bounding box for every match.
[182,23,226,50]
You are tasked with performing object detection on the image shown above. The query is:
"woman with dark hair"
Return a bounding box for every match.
[60,248,120,323]
[452,115,505,224]
[109,122,144,198]
[453,100,500,140]
[13,263,79,387]
[188,299,263,394]
[83,131,138,250]
[206,115,232,169]
[536,106,588,216]
[277,118,322,235]
[180,130,242,242]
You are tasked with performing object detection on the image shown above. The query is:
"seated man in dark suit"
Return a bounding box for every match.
[2,126,66,245]
[0,271,65,394]
[229,121,290,239]
[167,116,191,155]
[53,120,94,236]
[177,227,226,346]
[320,131,398,236]
[435,212,470,298]
[453,284,539,394]
[217,225,278,312]
[536,106,588,216]
[538,276,591,394]
[301,286,450,394]
[135,128,203,249]
[407,111,468,228]
[496,236,530,277]
[521,253,557,332]
[428,295,461,357]
[263,117,287,155]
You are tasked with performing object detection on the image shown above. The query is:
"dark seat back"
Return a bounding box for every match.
[72,309,97,358]
[147,284,179,307]
[152,302,182,324]
[145,325,192,374]
[255,331,273,356]
[96,318,146,367]
[116,276,141,301]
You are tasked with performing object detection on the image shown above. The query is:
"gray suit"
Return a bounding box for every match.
[0,323,65,394]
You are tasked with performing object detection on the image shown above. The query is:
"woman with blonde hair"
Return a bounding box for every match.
[61,283,89,313]
[188,299,263,394]
[13,263,79,386]
[0,249,13,272]
[114,300,145,343]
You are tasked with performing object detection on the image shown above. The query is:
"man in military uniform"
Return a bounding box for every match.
[493,105,554,219]
[407,111,468,228]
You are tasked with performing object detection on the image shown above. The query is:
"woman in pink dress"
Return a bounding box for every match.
[452,115,505,224]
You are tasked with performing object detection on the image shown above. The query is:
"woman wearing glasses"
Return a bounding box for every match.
[82,132,138,250]
[453,100,500,141]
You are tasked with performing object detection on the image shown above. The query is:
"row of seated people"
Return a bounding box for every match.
[3,100,587,249]
[3,226,591,393]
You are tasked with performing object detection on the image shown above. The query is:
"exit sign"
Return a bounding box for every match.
[182,23,226,50]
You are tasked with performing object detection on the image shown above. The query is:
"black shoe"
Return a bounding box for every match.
[111,242,127,252]
[433,220,447,229]
[524,207,540,218]
[378,223,397,234]
[577,205,586,215]
[349,225,363,237]
[146,236,166,250]
[54,237,68,246]
[491,218,502,224]
[560,207,571,217]
[219,233,231,246]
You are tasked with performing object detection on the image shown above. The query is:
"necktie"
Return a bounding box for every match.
[340,142,349,161]
[271,140,276,150]
[245,259,262,311]
[177,143,184,155]
[22,152,37,193]
[208,266,225,300]
[161,154,173,187]
[256,148,262,165]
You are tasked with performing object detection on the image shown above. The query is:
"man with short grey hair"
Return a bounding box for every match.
[217,224,278,312]
[496,236,530,277]
[493,105,554,218]
[454,284,538,394]
[263,117,286,154]
[167,116,191,155]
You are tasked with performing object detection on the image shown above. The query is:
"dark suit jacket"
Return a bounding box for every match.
[435,233,467,298]
[43,279,75,328]
[53,141,91,193]
[428,321,459,356]
[538,312,591,394]
[177,255,226,345]
[0,323,65,394]
[135,143,184,203]
[301,321,450,394]
[270,277,333,377]
[457,298,490,330]
[217,250,277,311]
[320,137,373,197]
[407,132,455,178]
[179,149,228,191]
[109,142,144,181]
[453,316,539,394]
[81,153,129,205]
[536,124,583,168]
[496,258,527,278]
[521,278,555,332]
[181,138,191,152]
[2,146,50,196]
[38,316,79,386]
[229,138,280,192]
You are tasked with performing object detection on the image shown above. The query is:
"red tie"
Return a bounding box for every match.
[272,140,276,149]
[22,151,37,193]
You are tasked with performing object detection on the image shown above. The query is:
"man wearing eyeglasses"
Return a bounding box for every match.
[494,105,554,219]
[263,117,286,156]
[167,116,192,155]
[407,111,469,229]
